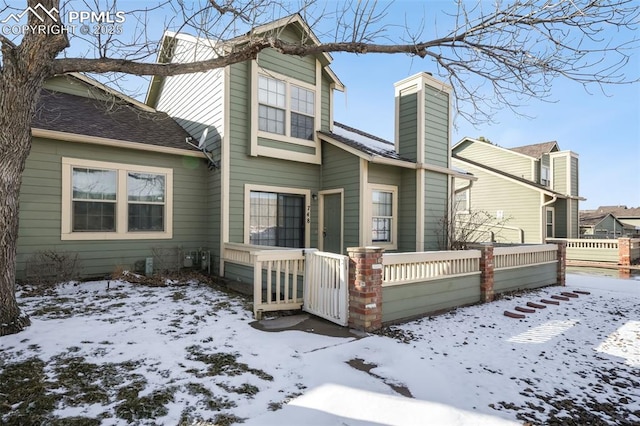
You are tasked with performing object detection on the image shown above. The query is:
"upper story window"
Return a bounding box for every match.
[454,189,470,214]
[541,165,550,187]
[257,74,315,141]
[62,158,173,240]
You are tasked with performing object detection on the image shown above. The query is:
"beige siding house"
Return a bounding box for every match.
[452,139,583,244]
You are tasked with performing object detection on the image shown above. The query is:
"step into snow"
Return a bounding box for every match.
[527,301,547,309]
[540,299,560,305]
[504,310,526,319]
[551,295,570,301]
[515,306,536,313]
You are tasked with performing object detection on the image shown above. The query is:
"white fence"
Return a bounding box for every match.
[494,244,558,270]
[304,250,349,326]
[547,238,640,264]
[382,250,481,286]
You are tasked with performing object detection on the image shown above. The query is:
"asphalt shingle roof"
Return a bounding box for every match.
[33,89,196,151]
[509,141,559,158]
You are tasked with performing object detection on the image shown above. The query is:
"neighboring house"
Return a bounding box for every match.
[16,14,472,281]
[451,139,583,244]
[16,73,210,278]
[145,14,472,282]
[581,206,640,237]
[579,212,627,238]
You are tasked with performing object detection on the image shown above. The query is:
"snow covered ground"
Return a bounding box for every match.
[1,272,639,425]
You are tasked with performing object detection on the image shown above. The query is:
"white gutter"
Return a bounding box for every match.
[32,128,207,158]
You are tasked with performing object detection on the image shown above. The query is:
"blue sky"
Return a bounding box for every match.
[324,2,640,210]
[44,0,639,209]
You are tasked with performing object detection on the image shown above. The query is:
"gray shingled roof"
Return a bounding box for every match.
[510,141,559,158]
[33,89,197,151]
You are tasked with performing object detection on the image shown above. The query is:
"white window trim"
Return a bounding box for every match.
[250,61,322,164]
[545,206,555,239]
[454,188,470,214]
[541,165,551,187]
[243,184,311,247]
[366,183,398,250]
[61,157,173,240]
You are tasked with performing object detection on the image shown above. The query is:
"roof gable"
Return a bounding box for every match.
[452,137,535,161]
[510,141,560,158]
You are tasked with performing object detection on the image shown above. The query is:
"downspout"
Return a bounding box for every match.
[541,195,558,242]
[451,178,474,248]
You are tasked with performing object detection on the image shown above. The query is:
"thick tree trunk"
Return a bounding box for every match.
[0,0,69,336]
[0,81,39,335]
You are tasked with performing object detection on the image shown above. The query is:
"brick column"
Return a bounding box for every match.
[479,244,494,303]
[347,247,384,332]
[618,238,631,267]
[556,241,566,287]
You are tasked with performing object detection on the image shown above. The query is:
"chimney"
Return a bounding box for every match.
[394,72,452,168]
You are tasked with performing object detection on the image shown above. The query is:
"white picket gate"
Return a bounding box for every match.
[303,250,349,326]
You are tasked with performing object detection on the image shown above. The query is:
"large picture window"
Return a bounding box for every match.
[257,74,315,141]
[62,158,173,240]
[249,190,305,248]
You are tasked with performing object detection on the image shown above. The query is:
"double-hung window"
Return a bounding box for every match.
[62,158,173,240]
[257,74,316,141]
[454,189,470,214]
[369,184,398,249]
[541,165,550,187]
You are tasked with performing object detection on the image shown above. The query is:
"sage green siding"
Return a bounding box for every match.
[565,247,619,262]
[424,171,448,250]
[321,143,361,251]
[228,61,320,246]
[570,156,579,197]
[554,199,568,238]
[17,139,209,279]
[382,274,481,323]
[552,154,568,194]
[494,263,557,293]
[224,262,254,286]
[423,85,449,168]
[398,169,417,252]
[397,89,418,161]
[454,140,534,180]
[43,75,111,100]
[452,158,543,243]
[258,47,316,85]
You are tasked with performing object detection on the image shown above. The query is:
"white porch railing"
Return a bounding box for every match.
[382,250,481,286]
[252,248,306,317]
[494,244,558,270]
[222,243,305,317]
[547,238,619,250]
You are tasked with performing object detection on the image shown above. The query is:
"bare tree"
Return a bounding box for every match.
[0,0,638,335]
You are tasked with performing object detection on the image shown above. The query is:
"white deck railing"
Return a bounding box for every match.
[222,243,306,317]
[382,250,481,286]
[547,238,619,250]
[494,244,558,270]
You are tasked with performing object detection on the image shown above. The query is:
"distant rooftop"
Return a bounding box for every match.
[586,206,640,218]
[510,141,559,158]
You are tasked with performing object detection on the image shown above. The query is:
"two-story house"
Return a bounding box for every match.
[16,14,472,282]
[146,14,472,283]
[451,138,582,244]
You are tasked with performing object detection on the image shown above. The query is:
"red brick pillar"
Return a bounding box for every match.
[479,244,494,303]
[556,242,566,287]
[347,247,384,332]
[619,238,631,267]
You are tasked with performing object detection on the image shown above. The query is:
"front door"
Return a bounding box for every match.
[322,192,342,254]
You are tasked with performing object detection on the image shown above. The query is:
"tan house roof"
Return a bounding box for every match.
[590,206,640,218]
[509,141,559,158]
